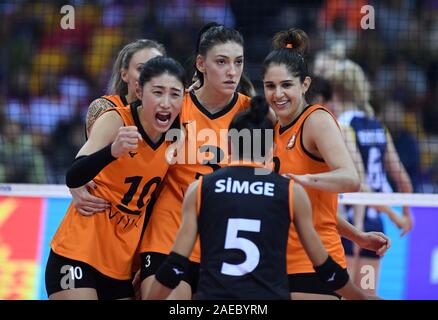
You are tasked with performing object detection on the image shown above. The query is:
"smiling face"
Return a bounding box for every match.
[136,72,184,137]
[121,48,163,98]
[196,41,244,96]
[263,64,311,126]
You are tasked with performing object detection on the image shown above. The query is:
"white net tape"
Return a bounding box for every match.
[0,183,70,198]
[1,183,437,207]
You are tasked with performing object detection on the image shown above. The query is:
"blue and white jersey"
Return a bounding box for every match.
[339,110,392,219]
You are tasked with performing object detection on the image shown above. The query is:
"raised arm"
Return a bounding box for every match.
[66,111,141,188]
[70,98,119,215]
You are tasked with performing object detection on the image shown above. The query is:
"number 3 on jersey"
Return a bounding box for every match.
[221,218,261,276]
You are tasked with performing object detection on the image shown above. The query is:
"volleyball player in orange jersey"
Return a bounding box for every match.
[70,39,165,216]
[139,23,252,300]
[263,29,389,300]
[45,56,185,300]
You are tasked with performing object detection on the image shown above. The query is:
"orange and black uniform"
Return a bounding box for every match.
[101,94,129,109]
[273,104,347,297]
[139,91,250,288]
[195,163,293,299]
[46,102,170,298]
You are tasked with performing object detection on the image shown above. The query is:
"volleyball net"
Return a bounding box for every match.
[0,183,437,206]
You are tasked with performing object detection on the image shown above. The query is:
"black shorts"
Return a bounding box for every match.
[342,214,384,259]
[45,250,134,300]
[140,252,200,293]
[288,273,342,299]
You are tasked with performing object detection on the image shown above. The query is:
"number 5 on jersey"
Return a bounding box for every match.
[221,218,261,276]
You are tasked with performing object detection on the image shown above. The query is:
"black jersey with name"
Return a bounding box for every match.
[196,165,293,300]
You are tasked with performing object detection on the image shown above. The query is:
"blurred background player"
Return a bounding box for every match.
[263,28,390,300]
[45,56,185,299]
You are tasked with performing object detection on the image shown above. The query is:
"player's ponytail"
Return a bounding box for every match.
[263,28,309,82]
[230,96,272,132]
[229,96,274,161]
[271,28,308,55]
[249,95,270,124]
[238,73,257,97]
[193,22,221,89]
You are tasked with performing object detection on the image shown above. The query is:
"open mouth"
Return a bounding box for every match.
[274,100,289,109]
[155,112,171,125]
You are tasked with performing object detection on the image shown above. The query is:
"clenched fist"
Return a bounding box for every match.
[111,126,142,158]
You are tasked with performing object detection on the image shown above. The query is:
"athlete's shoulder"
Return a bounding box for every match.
[306,104,334,116]
[101,95,129,108]
[180,92,197,115]
[183,91,195,105]
[88,97,117,113]
[86,97,124,136]
[236,92,251,109]
[305,104,338,126]
[103,99,137,118]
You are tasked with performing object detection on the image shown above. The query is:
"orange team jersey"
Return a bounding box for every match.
[51,103,171,280]
[101,94,129,108]
[273,104,347,274]
[140,91,251,262]
[101,94,144,273]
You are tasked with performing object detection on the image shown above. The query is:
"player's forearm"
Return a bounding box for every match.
[303,168,360,193]
[147,280,173,300]
[335,279,367,300]
[337,215,362,242]
[296,223,329,267]
[402,206,411,217]
[171,216,198,258]
[171,233,196,259]
[65,145,116,188]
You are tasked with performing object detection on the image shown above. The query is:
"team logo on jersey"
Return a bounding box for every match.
[172,267,184,275]
[286,133,297,150]
[182,120,194,128]
[327,272,336,282]
[128,151,138,158]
